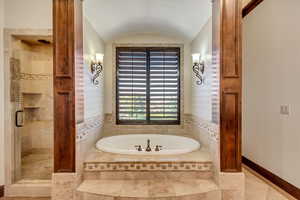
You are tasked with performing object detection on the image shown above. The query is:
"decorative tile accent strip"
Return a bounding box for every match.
[76,115,104,142]
[84,162,212,172]
[191,116,220,141]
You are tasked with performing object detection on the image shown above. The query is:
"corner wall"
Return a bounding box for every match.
[3,0,52,29]
[0,0,5,187]
[243,0,300,188]
[191,18,213,124]
[75,18,105,176]
[189,17,220,180]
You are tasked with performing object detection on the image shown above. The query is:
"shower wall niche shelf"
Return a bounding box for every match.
[22,92,43,95]
[23,106,42,109]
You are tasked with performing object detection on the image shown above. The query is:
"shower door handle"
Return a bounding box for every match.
[15,110,24,127]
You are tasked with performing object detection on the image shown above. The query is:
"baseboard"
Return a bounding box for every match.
[242,156,300,199]
[0,185,4,197]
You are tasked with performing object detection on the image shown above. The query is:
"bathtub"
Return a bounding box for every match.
[96,134,200,155]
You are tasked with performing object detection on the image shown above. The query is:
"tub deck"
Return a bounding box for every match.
[84,147,213,172]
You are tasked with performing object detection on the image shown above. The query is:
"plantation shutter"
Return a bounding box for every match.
[149,48,180,123]
[116,47,180,125]
[116,48,147,122]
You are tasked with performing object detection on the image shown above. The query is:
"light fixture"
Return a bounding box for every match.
[90,53,104,85]
[192,53,205,85]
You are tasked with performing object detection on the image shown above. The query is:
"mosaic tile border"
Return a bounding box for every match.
[191,116,220,141]
[84,162,213,172]
[76,115,104,142]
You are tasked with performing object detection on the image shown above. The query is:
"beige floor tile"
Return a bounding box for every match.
[244,167,297,200]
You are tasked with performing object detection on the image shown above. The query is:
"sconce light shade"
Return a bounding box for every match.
[192,53,201,64]
[95,53,104,63]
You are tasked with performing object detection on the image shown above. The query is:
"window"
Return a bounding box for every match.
[116,47,181,125]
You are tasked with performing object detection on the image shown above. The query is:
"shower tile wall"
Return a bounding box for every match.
[12,39,53,179]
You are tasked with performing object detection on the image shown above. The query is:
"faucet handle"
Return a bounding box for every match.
[155,145,163,152]
[135,145,143,151]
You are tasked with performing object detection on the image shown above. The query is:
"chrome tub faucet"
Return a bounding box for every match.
[146,139,152,152]
[134,139,163,152]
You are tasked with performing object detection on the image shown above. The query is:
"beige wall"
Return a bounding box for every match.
[4,0,52,29]
[243,0,252,7]
[104,33,192,114]
[0,0,5,186]
[243,0,300,188]
[189,17,220,180]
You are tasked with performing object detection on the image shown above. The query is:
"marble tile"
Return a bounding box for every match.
[52,173,78,200]
[148,179,176,198]
[243,167,296,200]
[171,179,218,196]
[77,178,219,199]
[120,180,149,198]
[0,198,50,200]
[84,148,212,164]
[21,151,53,180]
[77,180,124,197]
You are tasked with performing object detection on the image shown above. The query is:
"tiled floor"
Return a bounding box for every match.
[244,167,296,200]
[21,151,53,180]
[1,167,296,200]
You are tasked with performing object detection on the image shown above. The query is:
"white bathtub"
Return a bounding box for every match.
[96,134,200,155]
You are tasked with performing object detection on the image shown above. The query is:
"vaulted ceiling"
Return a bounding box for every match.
[84,0,212,42]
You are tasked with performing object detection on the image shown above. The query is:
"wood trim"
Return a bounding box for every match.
[0,185,4,197]
[242,156,300,199]
[242,0,265,18]
[213,0,242,172]
[53,0,83,173]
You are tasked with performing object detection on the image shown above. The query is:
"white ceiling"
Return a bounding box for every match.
[84,0,212,42]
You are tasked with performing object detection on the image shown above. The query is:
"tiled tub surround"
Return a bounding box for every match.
[102,114,195,138]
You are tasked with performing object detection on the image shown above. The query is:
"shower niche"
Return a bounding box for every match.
[10,35,54,181]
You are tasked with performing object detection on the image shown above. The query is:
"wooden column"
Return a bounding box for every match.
[53,0,83,173]
[212,0,242,172]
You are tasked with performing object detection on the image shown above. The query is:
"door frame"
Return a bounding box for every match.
[52,0,243,173]
[3,29,52,196]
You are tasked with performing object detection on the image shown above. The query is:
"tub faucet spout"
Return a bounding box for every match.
[146,139,152,152]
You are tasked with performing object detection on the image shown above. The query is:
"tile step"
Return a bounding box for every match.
[77,179,221,200]
[83,171,213,180]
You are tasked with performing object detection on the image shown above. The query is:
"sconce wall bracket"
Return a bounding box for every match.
[193,62,205,85]
[90,62,103,85]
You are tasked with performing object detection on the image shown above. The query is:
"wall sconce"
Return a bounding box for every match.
[90,53,104,85]
[192,53,205,85]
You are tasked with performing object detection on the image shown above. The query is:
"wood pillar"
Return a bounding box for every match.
[53,0,83,173]
[213,0,242,172]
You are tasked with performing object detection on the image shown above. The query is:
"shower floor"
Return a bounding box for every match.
[21,150,53,180]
